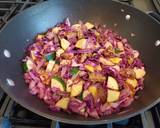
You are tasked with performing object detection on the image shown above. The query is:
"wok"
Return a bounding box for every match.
[0,0,160,125]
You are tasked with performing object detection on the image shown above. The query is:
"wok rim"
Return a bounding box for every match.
[0,0,160,125]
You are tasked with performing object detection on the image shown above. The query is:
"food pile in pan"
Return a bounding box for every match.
[23,19,146,118]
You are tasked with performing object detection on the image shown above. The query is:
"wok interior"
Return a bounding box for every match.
[0,0,160,124]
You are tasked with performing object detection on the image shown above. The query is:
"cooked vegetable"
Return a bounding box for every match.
[70,67,79,76]
[117,41,124,51]
[60,38,70,50]
[55,60,60,65]
[99,57,114,66]
[71,24,81,30]
[23,20,146,118]
[71,81,83,97]
[85,22,94,29]
[97,87,107,103]
[52,27,61,34]
[114,48,122,54]
[36,34,44,40]
[78,92,83,100]
[26,60,34,70]
[45,52,56,61]
[88,86,97,98]
[95,65,102,71]
[107,89,120,102]
[89,73,106,82]
[85,64,94,72]
[61,53,74,60]
[126,78,138,88]
[56,48,64,57]
[55,97,70,109]
[30,51,36,60]
[109,57,122,64]
[133,67,146,79]
[66,79,72,92]
[107,76,119,90]
[60,60,71,65]
[75,38,87,49]
[22,63,28,72]
[51,76,66,91]
[82,90,90,99]
[46,60,55,72]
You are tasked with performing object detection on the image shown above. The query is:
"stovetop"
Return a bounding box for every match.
[0,0,160,128]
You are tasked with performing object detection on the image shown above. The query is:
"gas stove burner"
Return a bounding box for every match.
[153,0,160,13]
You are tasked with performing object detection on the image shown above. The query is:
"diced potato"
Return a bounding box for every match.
[133,67,146,79]
[117,41,124,51]
[46,60,55,72]
[71,81,83,97]
[52,27,61,34]
[83,90,90,99]
[55,97,70,110]
[107,76,119,90]
[56,48,64,57]
[85,64,94,72]
[26,60,34,70]
[89,73,106,82]
[109,57,122,64]
[126,78,138,88]
[107,89,120,102]
[85,22,94,29]
[60,38,70,50]
[75,38,87,49]
[88,86,97,97]
[99,57,114,66]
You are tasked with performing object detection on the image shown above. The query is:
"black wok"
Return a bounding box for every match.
[0,0,160,125]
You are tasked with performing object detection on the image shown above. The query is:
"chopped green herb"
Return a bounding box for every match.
[70,67,79,76]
